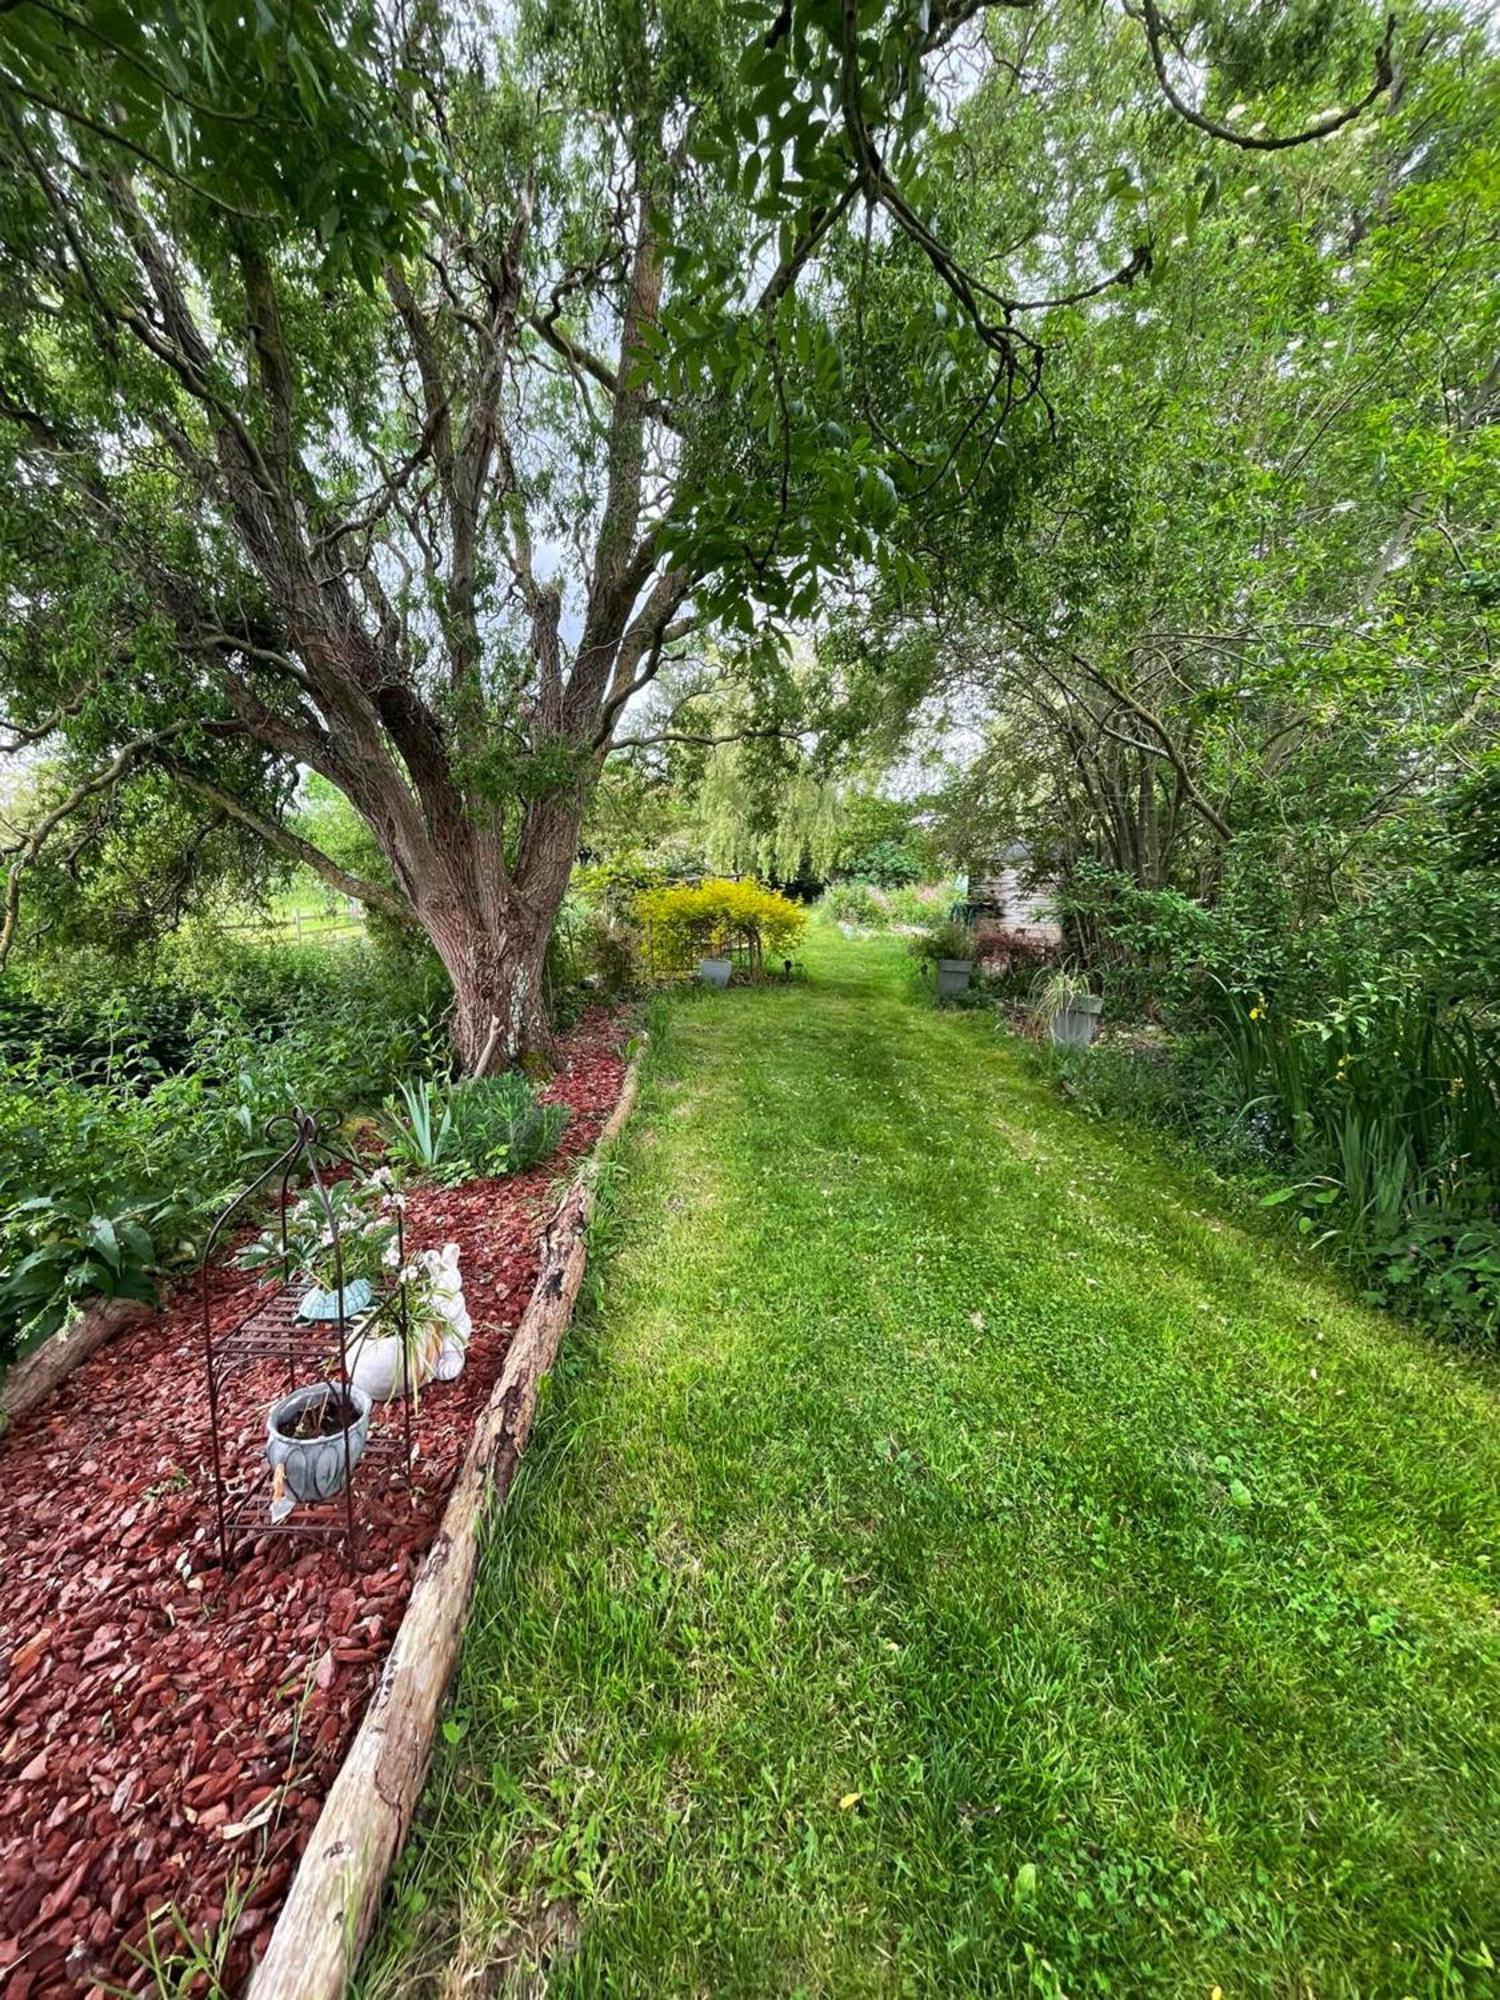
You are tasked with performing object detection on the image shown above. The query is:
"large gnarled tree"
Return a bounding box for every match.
[0,0,1399,1062]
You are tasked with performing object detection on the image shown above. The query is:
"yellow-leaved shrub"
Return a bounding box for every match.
[634,878,806,972]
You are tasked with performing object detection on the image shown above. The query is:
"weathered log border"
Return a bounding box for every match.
[245,1033,647,2000]
[0,1296,154,1435]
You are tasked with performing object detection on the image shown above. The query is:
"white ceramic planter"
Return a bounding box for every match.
[697,957,732,988]
[342,1329,409,1403]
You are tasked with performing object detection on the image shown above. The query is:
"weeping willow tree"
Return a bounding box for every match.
[698,744,841,883]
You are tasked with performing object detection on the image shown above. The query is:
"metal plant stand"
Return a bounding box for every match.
[200,1109,413,1570]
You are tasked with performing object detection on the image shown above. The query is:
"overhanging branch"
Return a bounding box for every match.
[171,771,413,923]
[1128,0,1397,152]
[0,723,198,969]
[608,723,803,754]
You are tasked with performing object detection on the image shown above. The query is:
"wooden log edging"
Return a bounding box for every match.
[246,1035,647,2000]
[0,1296,153,1435]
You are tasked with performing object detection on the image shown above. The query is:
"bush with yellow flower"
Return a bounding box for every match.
[634,877,806,975]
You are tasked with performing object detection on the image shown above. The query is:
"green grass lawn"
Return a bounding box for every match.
[360,927,1500,1999]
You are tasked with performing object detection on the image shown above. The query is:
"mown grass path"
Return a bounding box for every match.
[363,930,1500,1999]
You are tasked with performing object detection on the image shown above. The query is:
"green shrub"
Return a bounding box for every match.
[0,938,447,1368]
[1046,843,1500,1346]
[1221,982,1500,1337]
[1222,983,1500,1205]
[0,1197,161,1349]
[819,881,888,928]
[1034,992,1500,1345]
[1373,1210,1500,1339]
[382,1071,568,1185]
[447,1073,568,1176]
[1039,1032,1280,1178]
[635,878,806,973]
[843,837,923,887]
[881,884,946,928]
[0,935,447,1089]
[1053,858,1298,1023]
[818,881,953,931]
[574,908,643,996]
[573,853,666,920]
[546,900,642,1026]
[382,1077,456,1178]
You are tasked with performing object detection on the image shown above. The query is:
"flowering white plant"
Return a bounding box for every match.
[344,1240,470,1399]
[237,1172,400,1292]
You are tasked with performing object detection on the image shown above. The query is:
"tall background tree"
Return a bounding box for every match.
[0,0,1404,1063]
[828,0,1498,923]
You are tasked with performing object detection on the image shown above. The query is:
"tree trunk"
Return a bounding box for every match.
[423,897,553,1075]
[412,798,582,1075]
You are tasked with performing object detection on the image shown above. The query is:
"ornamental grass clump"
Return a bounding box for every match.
[635,878,806,974]
[381,1072,567,1184]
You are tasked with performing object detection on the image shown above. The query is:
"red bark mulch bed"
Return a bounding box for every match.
[0,1014,629,1999]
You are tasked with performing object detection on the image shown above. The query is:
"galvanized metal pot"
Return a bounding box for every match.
[1049,995,1104,1049]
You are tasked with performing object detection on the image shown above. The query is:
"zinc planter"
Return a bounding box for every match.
[265,1382,371,1516]
[697,957,732,989]
[1049,994,1103,1049]
[936,957,974,999]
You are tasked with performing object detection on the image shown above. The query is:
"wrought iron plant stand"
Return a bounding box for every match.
[200,1110,413,1570]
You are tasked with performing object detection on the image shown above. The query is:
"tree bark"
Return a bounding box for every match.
[411,795,583,1073]
[429,903,552,1075]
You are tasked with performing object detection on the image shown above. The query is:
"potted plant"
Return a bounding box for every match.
[342,1240,471,1402]
[1031,967,1103,1049]
[341,1297,436,1406]
[238,1172,400,1322]
[696,936,733,988]
[912,919,977,998]
[265,1381,372,1522]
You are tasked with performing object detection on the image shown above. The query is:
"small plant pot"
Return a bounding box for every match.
[697,957,732,989]
[936,957,974,998]
[265,1382,371,1509]
[1049,994,1103,1049]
